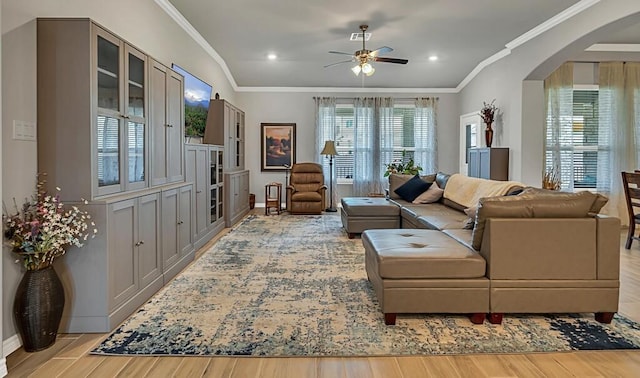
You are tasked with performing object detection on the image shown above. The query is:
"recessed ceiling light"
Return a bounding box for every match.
[429,55,438,61]
[267,53,277,60]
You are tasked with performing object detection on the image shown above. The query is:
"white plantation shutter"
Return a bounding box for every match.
[572,90,599,188]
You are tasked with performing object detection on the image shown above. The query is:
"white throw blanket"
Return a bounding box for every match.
[443,173,524,208]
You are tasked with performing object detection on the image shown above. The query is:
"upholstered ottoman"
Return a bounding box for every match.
[340,197,400,239]
[362,229,489,325]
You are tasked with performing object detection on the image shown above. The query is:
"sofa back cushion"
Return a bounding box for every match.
[394,175,432,202]
[519,187,608,214]
[388,173,435,200]
[471,191,602,250]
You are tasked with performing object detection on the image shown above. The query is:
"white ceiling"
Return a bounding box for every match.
[166,0,638,89]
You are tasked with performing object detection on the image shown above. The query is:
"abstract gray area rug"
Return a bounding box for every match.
[92,214,640,356]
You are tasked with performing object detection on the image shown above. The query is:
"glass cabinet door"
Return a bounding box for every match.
[127,53,145,118]
[97,36,119,111]
[127,121,145,184]
[95,28,123,196]
[125,46,147,190]
[94,25,148,196]
[97,116,120,187]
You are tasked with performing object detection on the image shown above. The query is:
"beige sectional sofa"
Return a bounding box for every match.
[350,172,621,325]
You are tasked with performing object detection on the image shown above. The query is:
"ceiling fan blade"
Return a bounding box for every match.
[370,46,393,57]
[374,57,408,64]
[324,59,354,68]
[328,50,354,56]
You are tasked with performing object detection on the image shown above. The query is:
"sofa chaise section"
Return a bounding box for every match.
[363,229,489,325]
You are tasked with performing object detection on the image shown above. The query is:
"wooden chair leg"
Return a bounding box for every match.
[626,222,635,249]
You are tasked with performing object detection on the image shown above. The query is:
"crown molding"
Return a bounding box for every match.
[153,0,239,91]
[456,48,512,91]
[585,43,640,52]
[235,86,458,94]
[505,0,601,50]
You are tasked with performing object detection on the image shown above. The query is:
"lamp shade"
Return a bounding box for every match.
[320,140,338,156]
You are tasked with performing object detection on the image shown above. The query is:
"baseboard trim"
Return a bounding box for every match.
[3,334,21,358]
[0,357,7,377]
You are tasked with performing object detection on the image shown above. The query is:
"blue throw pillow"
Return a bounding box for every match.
[394,175,432,202]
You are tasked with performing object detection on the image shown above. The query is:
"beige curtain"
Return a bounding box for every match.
[414,98,438,175]
[544,62,574,190]
[598,62,640,222]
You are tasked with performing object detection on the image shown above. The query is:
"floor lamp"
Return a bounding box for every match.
[321,140,338,212]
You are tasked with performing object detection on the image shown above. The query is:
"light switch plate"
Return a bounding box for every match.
[13,120,37,141]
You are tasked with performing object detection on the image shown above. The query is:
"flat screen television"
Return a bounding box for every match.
[171,64,213,138]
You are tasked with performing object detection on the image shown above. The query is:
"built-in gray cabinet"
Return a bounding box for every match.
[185,144,226,249]
[150,60,185,186]
[37,18,194,333]
[161,184,194,283]
[37,19,152,200]
[109,193,162,311]
[224,170,250,227]
[203,100,245,171]
[210,146,225,226]
[468,147,509,181]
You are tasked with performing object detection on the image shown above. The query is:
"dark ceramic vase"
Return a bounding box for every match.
[485,123,494,148]
[13,266,65,352]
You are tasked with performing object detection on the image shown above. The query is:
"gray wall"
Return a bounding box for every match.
[235,92,459,204]
[1,0,235,348]
[460,0,640,185]
[0,3,4,372]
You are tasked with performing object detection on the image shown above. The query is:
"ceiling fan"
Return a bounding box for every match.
[325,24,408,76]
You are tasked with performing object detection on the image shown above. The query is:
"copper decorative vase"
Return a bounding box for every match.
[13,266,65,352]
[485,123,494,148]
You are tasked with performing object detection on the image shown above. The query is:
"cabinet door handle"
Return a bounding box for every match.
[134,241,140,247]
[139,240,145,246]
[166,124,173,128]
[177,221,184,225]
[196,190,202,193]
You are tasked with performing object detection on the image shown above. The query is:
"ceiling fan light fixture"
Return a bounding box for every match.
[362,62,373,75]
[365,66,375,76]
[351,65,362,76]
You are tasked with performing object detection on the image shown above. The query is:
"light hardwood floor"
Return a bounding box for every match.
[6,212,640,377]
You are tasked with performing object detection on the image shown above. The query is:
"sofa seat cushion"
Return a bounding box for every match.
[442,229,474,251]
[362,229,486,279]
[401,203,468,230]
[341,197,400,216]
[291,191,322,202]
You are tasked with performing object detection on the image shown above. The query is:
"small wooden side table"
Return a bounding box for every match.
[265,182,282,215]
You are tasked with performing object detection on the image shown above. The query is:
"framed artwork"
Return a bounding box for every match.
[261,123,296,171]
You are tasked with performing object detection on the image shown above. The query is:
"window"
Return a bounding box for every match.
[333,103,421,182]
[571,89,599,189]
[545,87,599,190]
